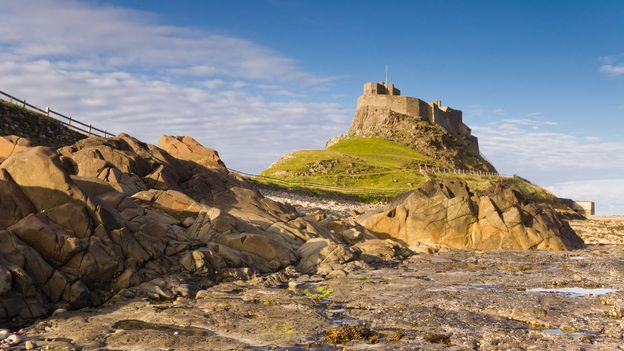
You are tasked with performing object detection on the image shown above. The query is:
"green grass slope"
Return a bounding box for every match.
[261,138,430,197]
[259,137,566,209]
[260,137,540,201]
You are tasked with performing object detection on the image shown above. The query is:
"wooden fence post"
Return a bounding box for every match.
[88,124,92,136]
[46,107,50,116]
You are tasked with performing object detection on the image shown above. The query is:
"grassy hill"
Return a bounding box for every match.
[259,137,559,205]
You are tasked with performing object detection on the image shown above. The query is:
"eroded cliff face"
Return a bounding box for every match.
[347,109,495,172]
[0,134,409,326]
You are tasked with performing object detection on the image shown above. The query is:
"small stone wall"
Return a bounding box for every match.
[0,101,86,148]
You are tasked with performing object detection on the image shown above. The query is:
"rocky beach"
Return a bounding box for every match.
[1,208,622,350]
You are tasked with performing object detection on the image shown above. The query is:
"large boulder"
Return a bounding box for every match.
[358,180,584,251]
[157,135,226,170]
[296,238,361,274]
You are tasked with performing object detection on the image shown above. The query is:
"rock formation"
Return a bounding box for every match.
[0,134,406,326]
[358,180,584,251]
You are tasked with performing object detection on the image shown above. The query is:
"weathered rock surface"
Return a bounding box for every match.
[358,180,584,251]
[1,134,392,326]
[157,135,226,170]
[0,135,31,160]
[13,222,624,350]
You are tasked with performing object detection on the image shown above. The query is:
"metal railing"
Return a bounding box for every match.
[0,89,113,138]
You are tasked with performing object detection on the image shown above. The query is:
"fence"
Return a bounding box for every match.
[0,89,113,138]
[417,164,506,178]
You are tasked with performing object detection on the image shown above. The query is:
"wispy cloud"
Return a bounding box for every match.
[0,0,333,85]
[473,118,624,214]
[548,179,624,215]
[0,0,349,172]
[475,119,624,175]
[599,55,624,76]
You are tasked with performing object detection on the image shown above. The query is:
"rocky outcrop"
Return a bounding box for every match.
[0,136,31,161]
[358,180,584,251]
[347,111,495,172]
[157,135,226,170]
[0,134,401,326]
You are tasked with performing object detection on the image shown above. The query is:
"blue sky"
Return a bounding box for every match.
[0,0,623,214]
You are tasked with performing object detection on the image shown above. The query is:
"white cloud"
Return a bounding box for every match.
[0,0,333,85]
[0,59,349,172]
[473,119,624,214]
[600,64,624,76]
[0,0,351,173]
[548,179,624,215]
[599,55,624,76]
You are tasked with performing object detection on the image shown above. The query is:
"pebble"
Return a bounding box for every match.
[0,329,9,340]
[52,308,67,315]
[287,280,299,291]
[7,334,22,346]
[25,340,35,350]
[261,189,379,217]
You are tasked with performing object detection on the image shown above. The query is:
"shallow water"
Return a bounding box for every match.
[527,287,617,297]
[542,328,595,337]
[112,319,214,336]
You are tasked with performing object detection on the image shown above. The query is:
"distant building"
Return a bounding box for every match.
[352,81,480,154]
[572,200,596,216]
[560,198,596,216]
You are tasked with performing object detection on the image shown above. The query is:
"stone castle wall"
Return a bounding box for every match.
[0,101,86,148]
[353,82,479,154]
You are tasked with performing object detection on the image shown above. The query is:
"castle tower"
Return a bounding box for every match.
[353,81,480,155]
[362,82,400,96]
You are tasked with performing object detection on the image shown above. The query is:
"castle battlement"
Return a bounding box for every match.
[363,81,401,96]
[351,82,480,154]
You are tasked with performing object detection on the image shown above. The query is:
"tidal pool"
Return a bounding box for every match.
[527,287,617,297]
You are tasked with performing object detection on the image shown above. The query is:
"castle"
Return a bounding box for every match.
[350,82,480,154]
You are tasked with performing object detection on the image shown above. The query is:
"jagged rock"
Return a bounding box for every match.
[0,135,31,159]
[157,135,226,170]
[358,180,584,251]
[0,168,36,229]
[0,134,335,326]
[355,239,414,264]
[132,189,203,220]
[296,238,361,274]
[0,147,89,211]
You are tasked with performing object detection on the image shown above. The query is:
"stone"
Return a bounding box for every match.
[0,329,9,340]
[157,135,226,170]
[52,308,67,315]
[355,239,413,263]
[25,340,35,350]
[6,334,21,346]
[0,132,329,327]
[0,147,89,211]
[358,180,584,251]
[132,189,203,220]
[296,238,361,274]
[0,135,31,158]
